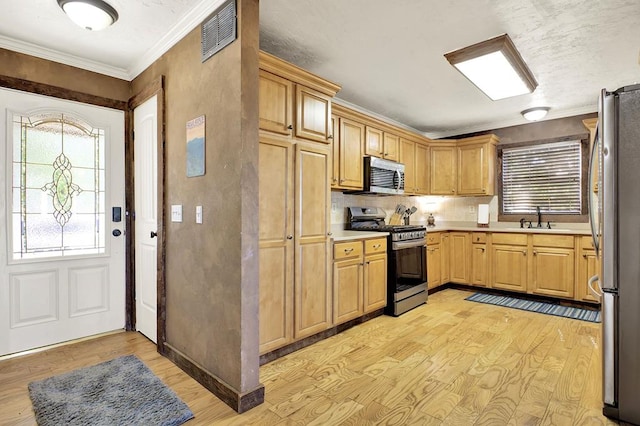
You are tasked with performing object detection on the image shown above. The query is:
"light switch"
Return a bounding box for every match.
[171,205,182,222]
[196,206,203,224]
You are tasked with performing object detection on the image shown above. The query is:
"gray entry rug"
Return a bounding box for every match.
[465,292,601,323]
[28,354,194,426]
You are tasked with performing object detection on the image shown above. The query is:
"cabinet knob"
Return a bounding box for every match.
[328,135,334,139]
[481,248,485,252]
[522,250,527,255]
[287,124,293,130]
[533,251,538,256]
[583,254,588,258]
[327,232,333,236]
[345,248,353,253]
[451,189,455,193]
[287,235,293,240]
[373,244,381,249]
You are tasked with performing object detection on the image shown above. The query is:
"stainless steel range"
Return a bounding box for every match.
[347,207,427,316]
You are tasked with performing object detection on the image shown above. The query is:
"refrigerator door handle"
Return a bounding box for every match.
[588,132,600,257]
[587,274,602,299]
[603,291,617,406]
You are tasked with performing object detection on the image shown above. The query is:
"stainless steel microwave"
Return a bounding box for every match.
[361,156,405,195]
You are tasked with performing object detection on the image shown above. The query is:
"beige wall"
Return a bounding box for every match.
[131,0,260,394]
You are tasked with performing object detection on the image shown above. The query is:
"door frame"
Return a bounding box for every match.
[0,74,166,349]
[128,77,166,349]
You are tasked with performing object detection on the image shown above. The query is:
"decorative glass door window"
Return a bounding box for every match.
[11,112,106,259]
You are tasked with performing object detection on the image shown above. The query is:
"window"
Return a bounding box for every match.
[11,112,106,260]
[501,139,584,217]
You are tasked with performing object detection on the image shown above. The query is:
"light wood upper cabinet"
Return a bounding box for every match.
[296,85,332,143]
[258,137,294,354]
[450,232,471,283]
[399,138,416,195]
[337,117,365,189]
[294,142,332,339]
[259,70,293,136]
[365,127,399,162]
[383,132,400,162]
[430,144,457,195]
[457,135,498,196]
[415,143,430,195]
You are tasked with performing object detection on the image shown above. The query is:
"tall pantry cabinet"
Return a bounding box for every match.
[258,52,340,354]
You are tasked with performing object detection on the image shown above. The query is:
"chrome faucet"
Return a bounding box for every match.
[536,206,542,228]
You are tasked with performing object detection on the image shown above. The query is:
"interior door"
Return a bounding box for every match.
[133,95,158,343]
[0,88,125,356]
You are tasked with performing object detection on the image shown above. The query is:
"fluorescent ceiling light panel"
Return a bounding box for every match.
[445,34,538,101]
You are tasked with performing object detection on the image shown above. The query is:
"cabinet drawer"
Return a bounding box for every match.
[581,236,596,250]
[471,233,487,244]
[334,241,363,260]
[364,238,387,255]
[532,234,574,249]
[426,232,441,245]
[492,233,527,246]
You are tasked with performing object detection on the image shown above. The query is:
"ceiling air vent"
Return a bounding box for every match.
[201,0,237,63]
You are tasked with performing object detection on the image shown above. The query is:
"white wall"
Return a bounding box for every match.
[331,192,498,225]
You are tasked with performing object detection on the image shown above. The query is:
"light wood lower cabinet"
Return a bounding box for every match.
[441,233,450,284]
[426,233,442,289]
[333,238,387,325]
[450,232,471,283]
[530,235,575,299]
[471,233,488,287]
[577,236,601,303]
[491,233,528,292]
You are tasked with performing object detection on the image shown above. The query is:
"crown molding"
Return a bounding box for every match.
[127,0,227,79]
[426,104,598,139]
[332,97,426,136]
[0,34,129,80]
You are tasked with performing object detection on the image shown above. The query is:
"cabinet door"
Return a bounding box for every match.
[259,70,293,136]
[258,138,294,354]
[295,142,331,339]
[577,249,600,303]
[415,143,430,194]
[430,146,456,195]
[450,232,470,283]
[330,114,340,188]
[383,132,400,161]
[339,118,365,189]
[441,234,450,283]
[295,85,332,143]
[365,126,384,158]
[334,258,364,324]
[531,247,575,298]
[399,138,416,195]
[492,244,528,292]
[458,144,487,195]
[427,245,441,289]
[364,254,387,312]
[471,244,488,287]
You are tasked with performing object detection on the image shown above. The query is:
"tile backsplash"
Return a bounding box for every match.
[331,192,499,226]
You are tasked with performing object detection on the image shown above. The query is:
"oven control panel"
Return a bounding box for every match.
[391,230,426,242]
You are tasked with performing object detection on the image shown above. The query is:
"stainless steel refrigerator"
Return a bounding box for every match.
[593,84,640,424]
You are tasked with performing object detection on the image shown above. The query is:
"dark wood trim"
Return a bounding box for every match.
[124,109,134,331]
[163,343,265,413]
[0,75,127,110]
[259,309,384,365]
[497,133,590,223]
[127,76,166,350]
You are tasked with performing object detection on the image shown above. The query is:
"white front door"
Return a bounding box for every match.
[133,95,158,343]
[0,88,125,356]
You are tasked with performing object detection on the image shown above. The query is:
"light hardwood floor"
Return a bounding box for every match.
[0,289,618,425]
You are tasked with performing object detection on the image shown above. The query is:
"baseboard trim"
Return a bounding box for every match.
[161,343,264,413]
[260,308,384,365]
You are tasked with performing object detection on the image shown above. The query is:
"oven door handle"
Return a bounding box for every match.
[392,238,426,250]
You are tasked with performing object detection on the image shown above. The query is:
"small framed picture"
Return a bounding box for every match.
[186,115,205,177]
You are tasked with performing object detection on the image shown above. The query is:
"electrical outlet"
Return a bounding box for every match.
[468,205,476,213]
[331,202,337,213]
[196,205,203,224]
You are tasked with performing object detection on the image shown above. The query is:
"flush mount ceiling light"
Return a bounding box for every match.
[521,107,550,121]
[444,34,538,101]
[57,0,119,31]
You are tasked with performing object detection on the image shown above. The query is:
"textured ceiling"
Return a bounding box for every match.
[1,0,639,137]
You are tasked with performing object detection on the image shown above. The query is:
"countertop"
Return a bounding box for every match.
[330,221,592,240]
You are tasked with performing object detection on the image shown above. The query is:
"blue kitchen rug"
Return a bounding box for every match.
[465,292,601,323]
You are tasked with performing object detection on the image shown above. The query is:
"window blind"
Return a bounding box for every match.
[502,140,582,214]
